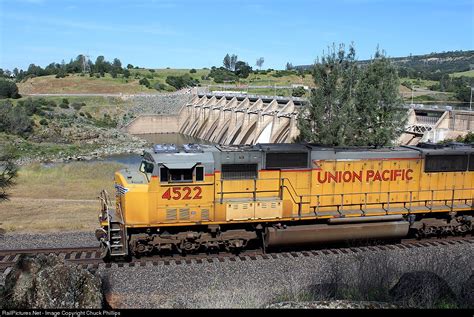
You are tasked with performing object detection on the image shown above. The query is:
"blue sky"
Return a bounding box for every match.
[0,0,472,70]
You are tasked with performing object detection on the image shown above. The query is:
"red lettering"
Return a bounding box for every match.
[366,170,375,181]
[193,186,202,199]
[172,187,181,200]
[182,186,192,200]
[317,172,328,183]
[315,169,413,184]
[373,171,382,181]
[394,170,402,181]
[162,188,171,200]
[343,171,352,182]
[328,172,338,183]
[353,171,362,182]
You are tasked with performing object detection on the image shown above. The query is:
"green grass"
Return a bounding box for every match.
[450,70,474,78]
[400,77,439,88]
[131,68,314,89]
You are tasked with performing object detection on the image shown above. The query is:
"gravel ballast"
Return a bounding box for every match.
[97,241,473,308]
[1,231,472,308]
[0,231,98,250]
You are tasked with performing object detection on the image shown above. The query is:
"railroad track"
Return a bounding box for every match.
[1,236,473,275]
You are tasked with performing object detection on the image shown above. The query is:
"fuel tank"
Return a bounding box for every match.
[264,217,410,248]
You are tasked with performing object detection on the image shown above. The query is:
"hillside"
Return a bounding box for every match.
[17,68,315,97]
[12,50,473,102]
[296,50,474,74]
[17,74,151,95]
[388,50,474,74]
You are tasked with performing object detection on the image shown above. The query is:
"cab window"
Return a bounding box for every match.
[159,166,204,183]
[170,169,193,182]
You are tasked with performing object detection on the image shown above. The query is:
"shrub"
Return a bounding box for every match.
[165,74,198,89]
[39,118,48,125]
[139,78,151,88]
[190,69,197,73]
[0,79,20,99]
[208,67,237,83]
[59,103,69,109]
[154,82,167,91]
[71,102,86,110]
[0,101,33,136]
[292,86,306,97]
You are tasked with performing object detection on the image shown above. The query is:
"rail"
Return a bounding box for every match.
[217,177,473,217]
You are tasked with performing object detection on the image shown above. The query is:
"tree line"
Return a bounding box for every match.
[0,55,133,82]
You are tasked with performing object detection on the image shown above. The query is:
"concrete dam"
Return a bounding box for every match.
[124,93,473,145]
[125,94,305,144]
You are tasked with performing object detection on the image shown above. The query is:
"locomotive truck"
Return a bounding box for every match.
[96,142,474,259]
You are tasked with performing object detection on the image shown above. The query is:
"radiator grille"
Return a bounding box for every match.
[179,208,190,220]
[166,208,177,220]
[201,208,209,220]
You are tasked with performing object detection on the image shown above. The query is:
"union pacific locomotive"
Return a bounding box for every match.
[96,143,474,259]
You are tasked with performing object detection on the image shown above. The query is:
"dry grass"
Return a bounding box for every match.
[0,198,98,232]
[10,162,123,200]
[1,161,124,232]
[18,74,150,94]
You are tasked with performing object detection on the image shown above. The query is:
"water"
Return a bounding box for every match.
[134,133,214,145]
[101,133,215,167]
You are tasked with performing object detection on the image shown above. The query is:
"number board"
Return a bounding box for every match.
[161,187,203,200]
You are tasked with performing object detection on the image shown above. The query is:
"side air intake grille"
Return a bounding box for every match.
[179,208,190,220]
[166,208,177,220]
[201,209,209,221]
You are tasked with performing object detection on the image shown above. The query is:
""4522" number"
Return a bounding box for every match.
[161,186,203,200]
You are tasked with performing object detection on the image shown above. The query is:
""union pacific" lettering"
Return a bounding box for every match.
[316,169,414,184]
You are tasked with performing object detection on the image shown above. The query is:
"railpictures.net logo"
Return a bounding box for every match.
[1,311,120,317]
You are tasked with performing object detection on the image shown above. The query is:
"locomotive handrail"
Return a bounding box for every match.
[217,176,473,216]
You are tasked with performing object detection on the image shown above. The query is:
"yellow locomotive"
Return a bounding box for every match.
[96,143,474,259]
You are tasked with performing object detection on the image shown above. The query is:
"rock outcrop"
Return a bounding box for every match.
[0,254,103,309]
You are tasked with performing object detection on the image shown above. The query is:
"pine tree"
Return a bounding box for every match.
[296,43,359,146]
[353,50,406,146]
[296,44,405,147]
[223,54,231,70]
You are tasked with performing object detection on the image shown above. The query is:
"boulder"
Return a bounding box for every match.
[389,271,456,308]
[0,254,102,309]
